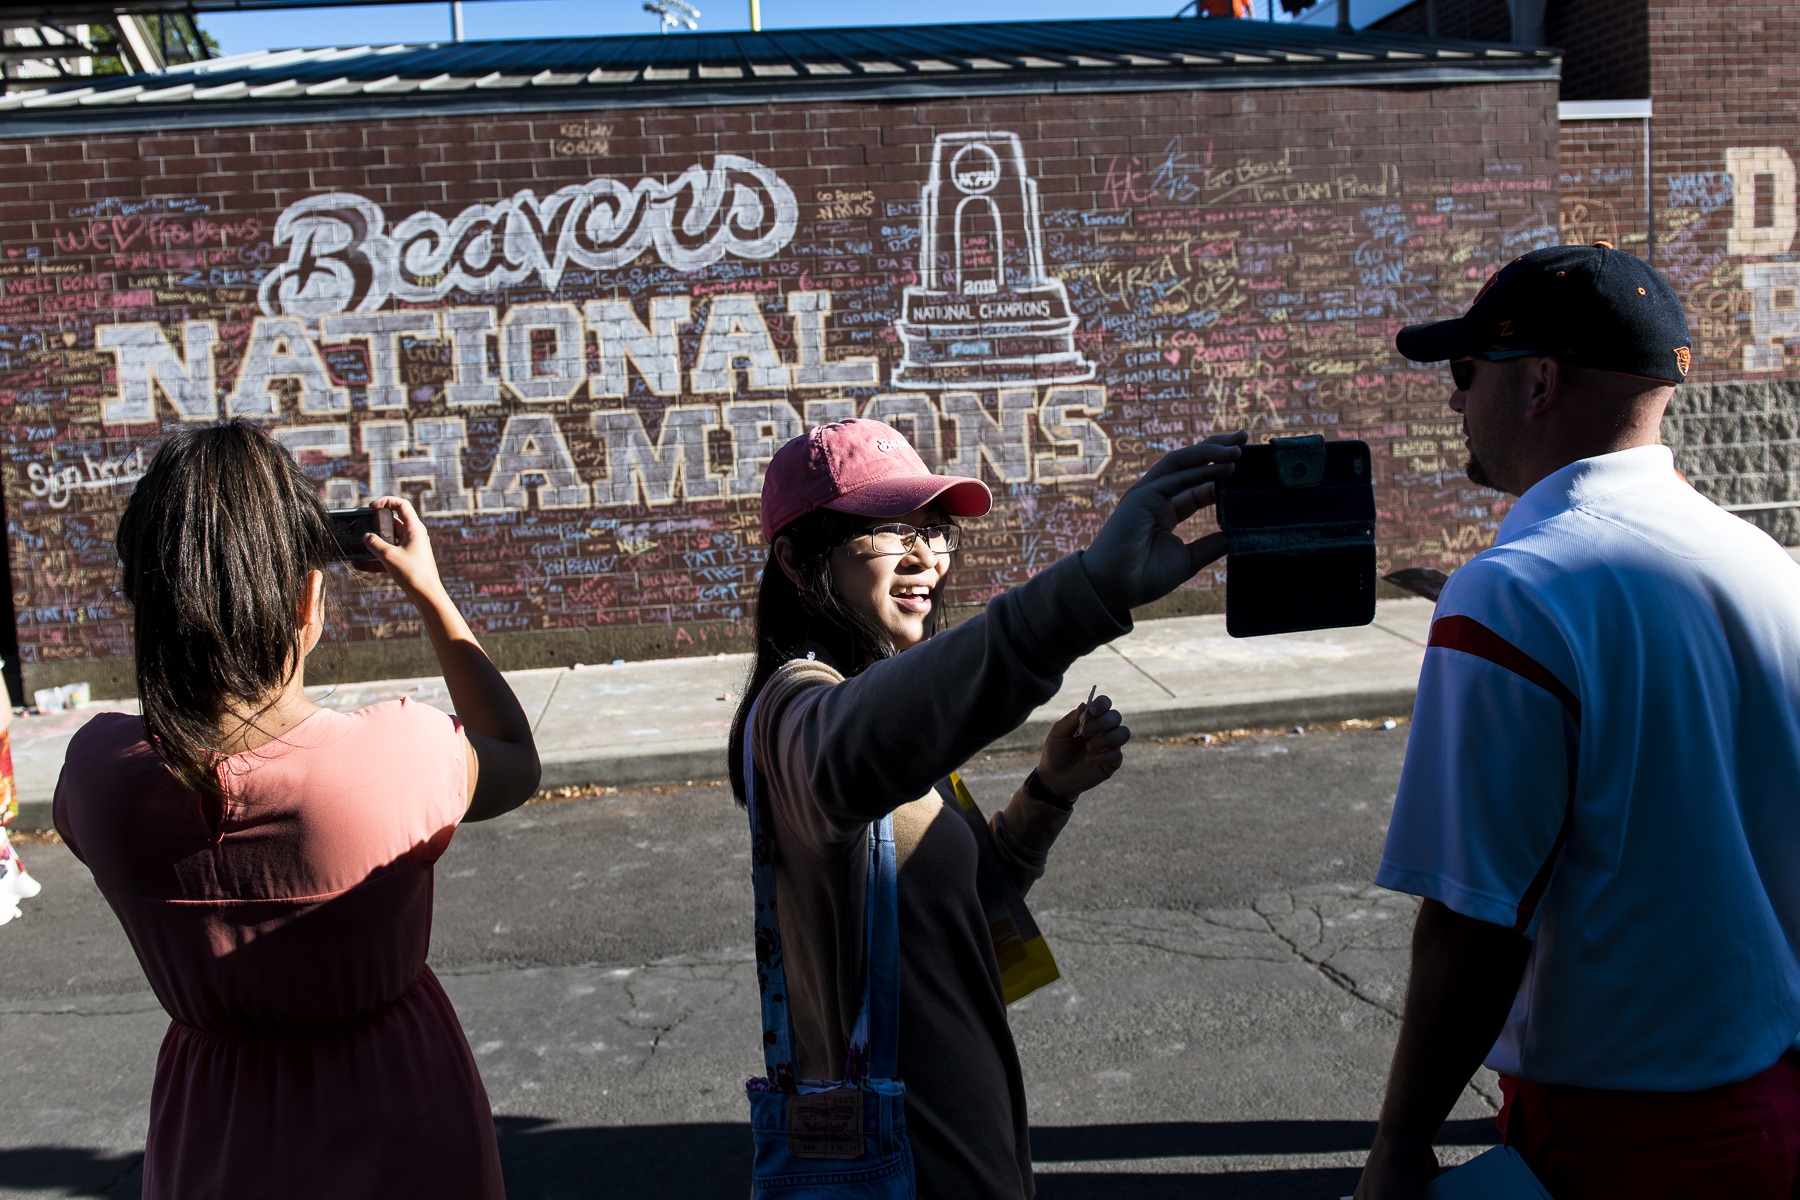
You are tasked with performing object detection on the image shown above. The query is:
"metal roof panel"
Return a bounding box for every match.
[0,16,1558,136]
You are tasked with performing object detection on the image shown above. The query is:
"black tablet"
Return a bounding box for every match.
[1216,435,1377,638]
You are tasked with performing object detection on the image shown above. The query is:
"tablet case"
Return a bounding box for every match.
[1217,434,1376,638]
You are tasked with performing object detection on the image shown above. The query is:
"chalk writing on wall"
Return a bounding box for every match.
[1625,146,1800,375]
[259,156,799,316]
[894,133,1094,389]
[1,102,1559,670]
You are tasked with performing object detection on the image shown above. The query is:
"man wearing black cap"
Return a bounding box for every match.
[1354,245,1800,1199]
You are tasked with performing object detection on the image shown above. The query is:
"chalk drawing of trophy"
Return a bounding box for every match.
[894,132,1094,388]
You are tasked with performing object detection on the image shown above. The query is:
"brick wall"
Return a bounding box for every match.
[1559,118,1652,255]
[1560,1,1800,489]
[1650,0,1800,378]
[1648,0,1800,532]
[0,80,1560,696]
[1547,0,1651,100]
[1373,0,1510,45]
[1374,0,1648,100]
[1384,0,1799,535]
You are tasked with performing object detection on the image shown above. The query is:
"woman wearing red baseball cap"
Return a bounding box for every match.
[730,417,1245,1198]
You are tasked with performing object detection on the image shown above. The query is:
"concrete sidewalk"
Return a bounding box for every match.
[7,598,1433,830]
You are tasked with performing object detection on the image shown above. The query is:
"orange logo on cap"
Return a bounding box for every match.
[1468,270,1501,311]
[1674,346,1691,376]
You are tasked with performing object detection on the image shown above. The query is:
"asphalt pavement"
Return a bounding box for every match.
[0,721,1504,1200]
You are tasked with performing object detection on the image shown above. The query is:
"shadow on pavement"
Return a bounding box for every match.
[492,1116,1498,1199]
[1030,1117,1498,1159]
[0,1147,143,1198]
[1035,1168,1363,1197]
[496,1117,749,1196]
[0,1120,1496,1198]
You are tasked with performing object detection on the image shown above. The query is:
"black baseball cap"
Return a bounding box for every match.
[1395,243,1694,384]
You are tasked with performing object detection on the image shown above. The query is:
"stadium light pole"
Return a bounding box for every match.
[451,1,464,40]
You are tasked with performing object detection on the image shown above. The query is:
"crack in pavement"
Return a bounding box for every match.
[0,992,164,1018]
[1251,890,1407,1020]
[450,951,757,1083]
[1036,886,1506,1117]
[1042,884,1415,1023]
[621,975,704,1073]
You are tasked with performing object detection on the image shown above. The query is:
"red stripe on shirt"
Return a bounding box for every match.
[1428,614,1581,724]
[1428,613,1580,931]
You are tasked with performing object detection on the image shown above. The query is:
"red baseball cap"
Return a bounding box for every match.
[759,418,992,541]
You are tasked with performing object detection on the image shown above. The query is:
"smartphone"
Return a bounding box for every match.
[1216,436,1376,638]
[328,507,398,562]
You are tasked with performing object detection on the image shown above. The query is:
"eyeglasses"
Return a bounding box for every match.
[852,523,962,556]
[1450,349,1570,391]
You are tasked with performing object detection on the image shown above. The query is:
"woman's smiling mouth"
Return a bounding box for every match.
[891,584,933,614]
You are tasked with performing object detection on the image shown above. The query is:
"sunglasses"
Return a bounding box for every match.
[1450,349,1570,391]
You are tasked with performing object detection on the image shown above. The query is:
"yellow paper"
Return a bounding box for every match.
[948,771,1062,1005]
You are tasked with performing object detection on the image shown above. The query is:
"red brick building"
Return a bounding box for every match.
[0,18,1575,697]
[1375,0,1800,544]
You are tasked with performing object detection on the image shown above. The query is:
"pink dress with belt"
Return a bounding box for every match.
[53,698,505,1200]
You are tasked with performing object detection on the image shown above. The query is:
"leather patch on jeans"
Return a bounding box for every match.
[788,1090,863,1159]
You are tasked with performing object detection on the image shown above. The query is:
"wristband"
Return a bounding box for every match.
[1025,768,1076,812]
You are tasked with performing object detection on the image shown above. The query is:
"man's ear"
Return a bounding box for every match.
[772,537,805,588]
[1523,355,1564,419]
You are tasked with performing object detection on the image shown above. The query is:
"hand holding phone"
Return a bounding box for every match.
[328,507,398,562]
[342,497,448,604]
[338,496,542,821]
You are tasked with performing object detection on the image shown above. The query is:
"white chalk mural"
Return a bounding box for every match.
[895,132,1094,389]
[1724,148,1800,371]
[7,104,1600,674]
[258,155,799,317]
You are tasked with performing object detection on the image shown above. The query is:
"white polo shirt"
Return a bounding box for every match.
[1377,444,1800,1092]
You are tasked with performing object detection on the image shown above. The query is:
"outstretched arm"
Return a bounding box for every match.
[1355,899,1533,1200]
[356,496,542,822]
[760,434,1244,840]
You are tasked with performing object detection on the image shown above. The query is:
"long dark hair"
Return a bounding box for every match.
[726,507,947,806]
[116,419,336,813]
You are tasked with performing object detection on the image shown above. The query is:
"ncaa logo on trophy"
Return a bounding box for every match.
[894,133,1095,389]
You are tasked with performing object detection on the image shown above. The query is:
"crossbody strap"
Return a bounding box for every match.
[744,697,799,1088]
[744,695,899,1089]
[864,808,899,1083]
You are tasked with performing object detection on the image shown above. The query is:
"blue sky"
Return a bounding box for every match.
[200,0,1304,53]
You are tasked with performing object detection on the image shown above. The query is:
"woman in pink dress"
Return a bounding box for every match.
[53,420,540,1200]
